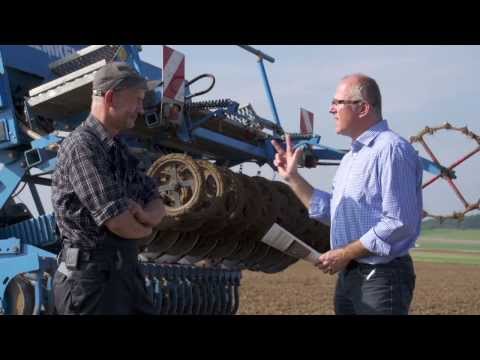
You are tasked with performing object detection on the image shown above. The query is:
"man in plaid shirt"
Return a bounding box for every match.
[52,62,165,314]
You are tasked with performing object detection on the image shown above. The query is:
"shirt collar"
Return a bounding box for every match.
[351,119,389,151]
[84,114,117,149]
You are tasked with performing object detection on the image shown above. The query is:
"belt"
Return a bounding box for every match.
[58,246,137,270]
[346,255,411,271]
[346,260,362,271]
[59,247,115,263]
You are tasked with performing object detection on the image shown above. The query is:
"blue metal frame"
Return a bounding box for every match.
[0,45,85,81]
[0,49,21,150]
[238,46,282,130]
[120,45,162,83]
[0,131,64,210]
[192,127,270,161]
[0,151,27,210]
[0,110,21,150]
[0,238,57,314]
[420,156,448,177]
[0,213,58,248]
[257,59,281,128]
[0,50,8,111]
[120,45,144,74]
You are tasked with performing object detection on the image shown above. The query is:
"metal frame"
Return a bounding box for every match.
[238,45,282,133]
[0,238,57,314]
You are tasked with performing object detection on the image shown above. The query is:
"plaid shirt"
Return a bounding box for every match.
[52,114,160,250]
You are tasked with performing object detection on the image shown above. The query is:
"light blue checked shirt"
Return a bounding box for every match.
[309,120,423,264]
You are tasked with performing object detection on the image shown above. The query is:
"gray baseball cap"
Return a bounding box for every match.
[92,61,161,96]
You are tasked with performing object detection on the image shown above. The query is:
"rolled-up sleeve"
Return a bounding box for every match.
[360,143,422,256]
[309,189,332,226]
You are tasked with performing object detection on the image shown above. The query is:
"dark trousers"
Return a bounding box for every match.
[334,255,416,315]
[53,256,155,315]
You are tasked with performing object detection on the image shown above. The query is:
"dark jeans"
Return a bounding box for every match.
[334,255,416,315]
[53,258,155,315]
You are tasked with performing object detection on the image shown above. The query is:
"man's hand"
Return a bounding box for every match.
[316,248,351,275]
[271,134,303,183]
[271,134,314,209]
[104,205,153,240]
[316,240,371,275]
[144,198,166,227]
[128,199,159,227]
[127,199,142,214]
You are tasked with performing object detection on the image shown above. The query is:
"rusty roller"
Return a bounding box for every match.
[142,154,330,273]
[147,153,206,231]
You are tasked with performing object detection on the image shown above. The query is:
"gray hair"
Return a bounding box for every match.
[343,74,382,118]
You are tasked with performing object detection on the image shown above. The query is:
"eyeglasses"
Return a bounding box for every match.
[331,99,363,106]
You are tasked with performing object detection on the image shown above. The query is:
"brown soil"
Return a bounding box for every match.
[238,261,480,315]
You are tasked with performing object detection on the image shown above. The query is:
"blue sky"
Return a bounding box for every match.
[18,45,480,218]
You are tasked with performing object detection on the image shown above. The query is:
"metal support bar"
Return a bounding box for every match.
[0,157,27,211]
[423,146,480,188]
[418,138,470,207]
[257,59,281,128]
[237,45,281,129]
[238,45,275,63]
[419,138,442,170]
[192,127,269,160]
[420,157,445,178]
[445,177,469,208]
[189,110,222,132]
[23,175,52,187]
[27,180,45,216]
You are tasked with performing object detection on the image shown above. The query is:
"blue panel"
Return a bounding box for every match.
[0,237,21,254]
[0,119,8,143]
[0,155,26,210]
[0,48,20,149]
[0,50,13,112]
[0,110,21,149]
[0,45,161,82]
[0,45,86,80]
[0,50,4,109]
[140,60,162,82]
[0,49,3,75]
[0,242,56,313]
[0,214,57,248]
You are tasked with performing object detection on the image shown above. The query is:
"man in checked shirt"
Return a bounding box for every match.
[52,62,165,314]
[272,74,423,315]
